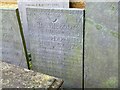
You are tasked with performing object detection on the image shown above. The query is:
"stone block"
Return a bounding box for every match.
[0,8,27,68]
[26,7,84,88]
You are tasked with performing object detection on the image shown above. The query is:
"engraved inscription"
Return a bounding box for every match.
[18,0,69,50]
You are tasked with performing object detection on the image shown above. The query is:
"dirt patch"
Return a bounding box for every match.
[70,0,85,8]
[0,0,17,8]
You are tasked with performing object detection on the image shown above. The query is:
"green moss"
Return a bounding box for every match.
[28,52,32,69]
[29,61,32,69]
[95,24,102,30]
[110,31,120,39]
[64,14,77,27]
[111,4,116,11]
[63,44,82,80]
[102,77,118,88]
[86,18,94,25]
[66,45,82,67]
[72,46,82,60]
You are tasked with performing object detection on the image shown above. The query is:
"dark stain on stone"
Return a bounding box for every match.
[96,24,103,30]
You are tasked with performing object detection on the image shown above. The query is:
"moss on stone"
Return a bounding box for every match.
[86,18,94,25]
[95,24,103,30]
[65,14,77,27]
[110,31,120,39]
[111,4,116,11]
[102,77,118,88]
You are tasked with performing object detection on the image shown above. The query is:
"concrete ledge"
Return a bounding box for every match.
[1,61,63,89]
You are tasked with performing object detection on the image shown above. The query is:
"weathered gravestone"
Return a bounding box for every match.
[26,7,84,88]
[0,8,28,68]
[85,2,118,88]
[18,0,69,50]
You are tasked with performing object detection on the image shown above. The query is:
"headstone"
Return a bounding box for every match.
[26,7,84,88]
[85,2,118,88]
[0,8,27,68]
[18,0,69,50]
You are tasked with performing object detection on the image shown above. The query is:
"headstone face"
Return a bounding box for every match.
[18,0,69,50]
[85,2,118,88]
[0,8,27,68]
[26,7,84,88]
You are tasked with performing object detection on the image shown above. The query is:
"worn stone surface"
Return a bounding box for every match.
[1,61,63,89]
[26,7,84,88]
[18,0,69,50]
[0,8,27,68]
[85,2,118,88]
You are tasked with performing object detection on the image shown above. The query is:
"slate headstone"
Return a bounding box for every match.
[0,8,27,68]
[85,2,118,88]
[26,7,84,88]
[18,0,69,50]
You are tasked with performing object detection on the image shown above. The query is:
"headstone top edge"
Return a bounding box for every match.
[18,0,69,3]
[0,7,18,10]
[26,6,85,11]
